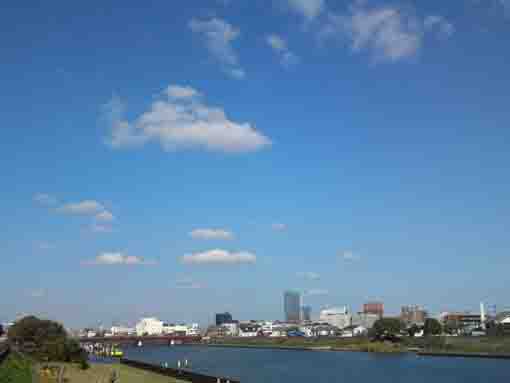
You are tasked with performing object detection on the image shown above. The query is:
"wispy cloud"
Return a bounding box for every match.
[106,85,271,153]
[266,34,299,67]
[175,277,206,289]
[90,223,114,233]
[181,249,256,265]
[36,242,55,250]
[189,17,245,79]
[322,3,454,63]
[83,252,156,266]
[271,223,287,231]
[304,288,329,296]
[190,228,234,240]
[285,0,325,21]
[297,271,320,280]
[424,15,455,38]
[28,289,46,298]
[340,250,360,261]
[95,210,115,222]
[34,193,58,206]
[57,200,105,215]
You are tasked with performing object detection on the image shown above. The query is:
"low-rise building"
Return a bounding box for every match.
[319,307,351,329]
[110,325,135,336]
[401,305,427,325]
[351,313,379,329]
[221,322,239,337]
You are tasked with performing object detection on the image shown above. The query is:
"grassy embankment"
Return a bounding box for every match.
[37,362,187,383]
[0,352,186,383]
[0,352,33,383]
[210,336,510,355]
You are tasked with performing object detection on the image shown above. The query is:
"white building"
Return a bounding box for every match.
[221,322,239,337]
[136,318,164,336]
[319,307,352,329]
[111,325,135,336]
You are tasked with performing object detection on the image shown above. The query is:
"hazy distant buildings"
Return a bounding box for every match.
[401,305,427,325]
[319,307,351,329]
[301,305,312,322]
[284,291,301,322]
[363,302,384,318]
[216,312,233,326]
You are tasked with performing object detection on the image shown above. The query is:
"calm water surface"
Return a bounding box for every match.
[124,345,510,382]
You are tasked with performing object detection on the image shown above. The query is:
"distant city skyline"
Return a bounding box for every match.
[2,0,510,327]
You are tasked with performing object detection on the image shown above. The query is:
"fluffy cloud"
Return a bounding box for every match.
[83,252,156,265]
[271,223,287,231]
[189,17,245,79]
[286,0,325,20]
[106,85,271,153]
[95,210,115,222]
[297,271,320,280]
[37,242,55,250]
[34,193,57,206]
[266,34,299,67]
[181,249,256,265]
[57,200,105,215]
[424,15,455,38]
[323,3,454,62]
[190,228,234,240]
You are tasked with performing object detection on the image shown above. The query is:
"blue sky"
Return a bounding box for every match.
[1,0,510,328]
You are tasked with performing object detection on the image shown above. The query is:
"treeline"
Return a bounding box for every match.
[7,316,88,368]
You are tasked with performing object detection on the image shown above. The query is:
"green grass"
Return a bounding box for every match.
[37,362,187,383]
[0,352,33,383]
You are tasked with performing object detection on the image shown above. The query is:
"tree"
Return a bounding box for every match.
[407,324,420,337]
[423,318,442,336]
[0,324,4,337]
[486,321,505,337]
[373,318,404,340]
[7,315,87,364]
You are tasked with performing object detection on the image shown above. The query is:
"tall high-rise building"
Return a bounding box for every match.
[284,291,301,322]
[301,305,312,321]
[215,312,233,326]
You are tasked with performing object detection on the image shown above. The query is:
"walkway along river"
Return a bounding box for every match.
[123,344,510,383]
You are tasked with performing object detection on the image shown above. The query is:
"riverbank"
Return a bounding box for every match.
[206,336,510,358]
[0,351,32,383]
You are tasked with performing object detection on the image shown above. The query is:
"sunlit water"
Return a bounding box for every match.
[123,345,510,383]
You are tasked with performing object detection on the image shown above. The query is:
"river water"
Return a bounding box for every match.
[123,345,510,383]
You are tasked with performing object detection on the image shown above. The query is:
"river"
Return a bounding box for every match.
[123,345,510,382]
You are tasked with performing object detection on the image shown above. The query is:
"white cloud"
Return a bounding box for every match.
[83,252,156,265]
[181,249,256,265]
[95,210,115,222]
[227,67,246,79]
[271,223,287,231]
[106,86,271,153]
[304,288,329,296]
[57,200,105,215]
[189,17,245,78]
[424,15,455,38]
[286,0,325,20]
[340,250,360,261]
[190,228,234,240]
[266,34,299,67]
[34,193,57,206]
[297,271,320,280]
